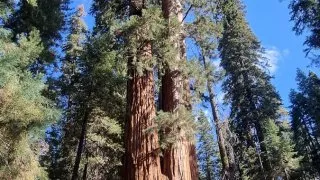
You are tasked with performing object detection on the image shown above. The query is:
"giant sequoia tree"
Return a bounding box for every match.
[159,0,199,179]
[1,0,317,179]
[123,1,163,179]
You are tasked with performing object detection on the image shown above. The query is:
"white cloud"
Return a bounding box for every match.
[261,47,289,74]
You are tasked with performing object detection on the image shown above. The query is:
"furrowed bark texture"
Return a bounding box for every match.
[124,43,163,180]
[161,0,198,179]
[123,2,163,178]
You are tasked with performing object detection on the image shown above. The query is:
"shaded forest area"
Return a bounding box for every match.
[0,0,320,179]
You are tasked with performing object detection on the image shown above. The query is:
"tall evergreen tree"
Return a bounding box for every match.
[159,0,199,179]
[42,4,126,179]
[219,0,296,178]
[6,0,69,47]
[122,1,163,178]
[263,109,300,179]
[41,5,88,179]
[5,0,70,73]
[0,1,59,179]
[290,69,320,178]
[186,0,236,178]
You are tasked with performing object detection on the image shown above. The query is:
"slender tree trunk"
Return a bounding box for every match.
[123,3,163,177]
[71,107,90,180]
[242,70,270,177]
[161,0,198,179]
[82,154,88,180]
[222,121,238,179]
[201,55,230,178]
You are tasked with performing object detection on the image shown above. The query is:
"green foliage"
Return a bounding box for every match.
[290,0,320,65]
[218,0,296,178]
[0,27,59,179]
[185,0,225,105]
[197,111,220,180]
[263,118,300,179]
[120,6,167,76]
[156,107,197,149]
[41,3,127,178]
[40,6,89,178]
[290,69,320,178]
[7,0,69,47]
[4,0,70,73]
[86,108,123,179]
[0,0,14,21]
[0,0,317,179]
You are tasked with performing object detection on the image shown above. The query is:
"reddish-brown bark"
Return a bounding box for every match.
[124,43,163,180]
[160,0,198,179]
[123,1,163,178]
[161,71,194,180]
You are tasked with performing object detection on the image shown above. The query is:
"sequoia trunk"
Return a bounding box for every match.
[161,0,198,179]
[123,2,163,177]
[124,64,163,179]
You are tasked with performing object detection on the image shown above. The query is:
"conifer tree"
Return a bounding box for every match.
[122,1,163,179]
[160,0,199,179]
[5,0,70,73]
[289,0,320,65]
[6,0,69,47]
[263,109,300,179]
[219,0,295,178]
[42,3,126,179]
[290,69,320,178]
[197,111,220,180]
[186,0,236,178]
[41,5,88,179]
[0,1,59,179]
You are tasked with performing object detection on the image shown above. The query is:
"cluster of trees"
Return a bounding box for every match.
[0,0,319,179]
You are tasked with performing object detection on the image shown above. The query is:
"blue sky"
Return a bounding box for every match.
[244,0,318,107]
[73,0,316,108]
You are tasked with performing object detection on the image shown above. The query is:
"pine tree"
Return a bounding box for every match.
[5,0,70,73]
[0,2,59,179]
[289,0,320,65]
[263,109,300,179]
[290,69,320,178]
[78,33,126,179]
[197,111,220,180]
[186,0,236,178]
[219,0,293,178]
[40,5,88,179]
[42,4,126,179]
[6,0,69,47]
